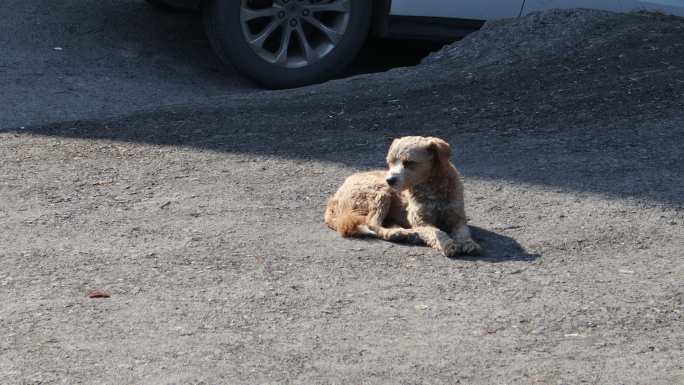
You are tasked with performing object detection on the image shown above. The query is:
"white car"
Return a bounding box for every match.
[148,0,684,88]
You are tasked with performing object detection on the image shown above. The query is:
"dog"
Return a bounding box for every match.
[325,136,481,257]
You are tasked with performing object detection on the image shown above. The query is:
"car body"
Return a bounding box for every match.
[159,0,684,87]
[385,0,684,39]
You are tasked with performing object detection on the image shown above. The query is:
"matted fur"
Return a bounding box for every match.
[325,136,481,257]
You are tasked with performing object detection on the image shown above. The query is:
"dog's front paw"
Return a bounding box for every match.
[443,240,482,257]
[458,240,482,256]
[443,242,461,258]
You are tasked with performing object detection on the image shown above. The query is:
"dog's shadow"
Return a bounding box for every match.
[465,226,540,262]
[359,226,540,262]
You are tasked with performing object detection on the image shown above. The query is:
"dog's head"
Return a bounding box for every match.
[385,136,452,190]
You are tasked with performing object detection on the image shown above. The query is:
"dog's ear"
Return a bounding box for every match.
[387,138,400,161]
[428,137,452,165]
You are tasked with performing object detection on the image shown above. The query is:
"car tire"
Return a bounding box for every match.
[203,0,373,89]
[145,0,198,12]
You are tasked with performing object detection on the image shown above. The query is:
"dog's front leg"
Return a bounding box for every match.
[372,225,455,257]
[450,223,482,256]
[364,198,420,243]
[367,214,420,244]
[410,226,462,258]
[371,224,466,258]
[374,227,424,244]
[370,225,456,257]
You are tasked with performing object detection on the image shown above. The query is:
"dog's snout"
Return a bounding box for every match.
[386,176,398,186]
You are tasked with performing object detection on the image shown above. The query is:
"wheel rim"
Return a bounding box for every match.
[240,0,351,69]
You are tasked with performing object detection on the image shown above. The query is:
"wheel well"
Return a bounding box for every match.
[371,0,392,37]
[199,0,390,35]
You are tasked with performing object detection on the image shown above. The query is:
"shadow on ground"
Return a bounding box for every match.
[7,83,682,207]
[94,1,442,83]
[0,0,445,128]
[352,226,539,263]
[468,227,540,263]
[3,8,683,207]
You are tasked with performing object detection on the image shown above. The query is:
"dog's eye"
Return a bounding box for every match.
[402,160,416,168]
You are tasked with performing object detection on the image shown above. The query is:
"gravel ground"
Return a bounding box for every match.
[0,0,435,130]
[0,0,250,129]
[1,9,683,385]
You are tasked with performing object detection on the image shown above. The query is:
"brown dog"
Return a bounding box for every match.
[325,136,481,257]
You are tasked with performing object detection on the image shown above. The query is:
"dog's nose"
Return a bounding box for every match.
[386,176,398,186]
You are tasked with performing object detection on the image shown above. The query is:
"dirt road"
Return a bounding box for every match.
[1,9,682,385]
